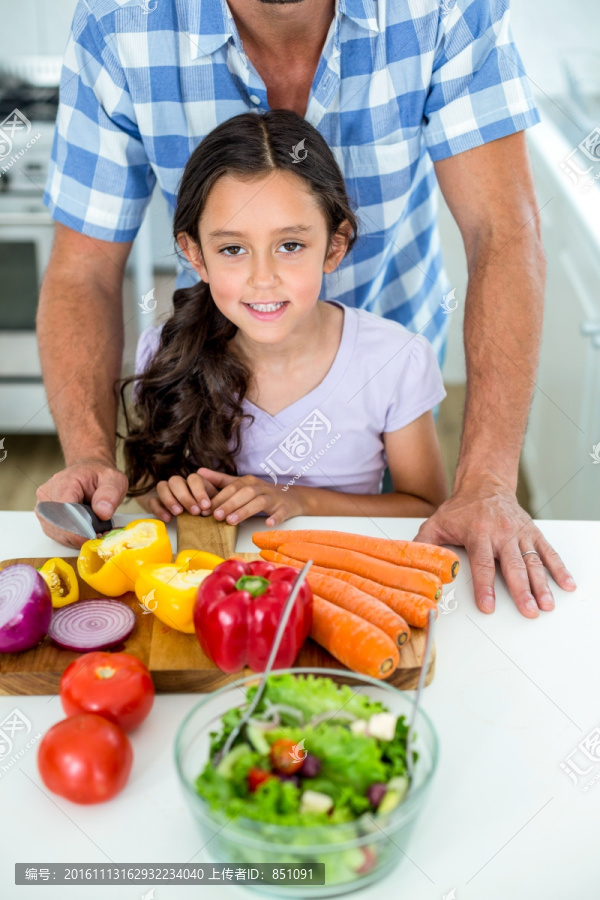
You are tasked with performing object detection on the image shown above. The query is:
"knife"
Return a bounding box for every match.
[37,501,115,541]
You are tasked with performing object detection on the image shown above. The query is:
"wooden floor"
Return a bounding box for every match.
[0,385,531,515]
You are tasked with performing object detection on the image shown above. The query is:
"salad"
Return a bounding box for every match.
[195,673,417,828]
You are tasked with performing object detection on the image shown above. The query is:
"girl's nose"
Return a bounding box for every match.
[249,253,278,287]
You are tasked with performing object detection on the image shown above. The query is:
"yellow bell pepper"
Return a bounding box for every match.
[38,558,79,608]
[77,518,172,596]
[134,549,225,633]
[173,549,227,570]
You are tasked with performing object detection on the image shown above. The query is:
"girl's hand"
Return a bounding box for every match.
[137,473,219,522]
[197,467,305,527]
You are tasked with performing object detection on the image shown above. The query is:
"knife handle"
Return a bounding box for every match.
[81,502,115,535]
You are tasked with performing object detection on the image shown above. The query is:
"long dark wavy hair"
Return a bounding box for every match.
[118,108,358,497]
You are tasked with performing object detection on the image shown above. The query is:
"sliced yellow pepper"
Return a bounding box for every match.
[174,549,227,570]
[134,549,225,633]
[77,518,172,596]
[38,558,79,608]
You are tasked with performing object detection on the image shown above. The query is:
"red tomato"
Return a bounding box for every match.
[247,768,275,792]
[60,652,154,732]
[38,714,133,804]
[269,738,304,775]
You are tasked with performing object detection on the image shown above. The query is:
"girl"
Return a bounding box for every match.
[120,109,448,527]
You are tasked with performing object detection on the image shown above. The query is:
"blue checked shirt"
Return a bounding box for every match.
[43,0,540,362]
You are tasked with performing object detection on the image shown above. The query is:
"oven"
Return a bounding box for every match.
[0,188,56,432]
[0,58,61,432]
[0,56,155,434]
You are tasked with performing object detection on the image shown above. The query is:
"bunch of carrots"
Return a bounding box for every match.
[251,530,460,681]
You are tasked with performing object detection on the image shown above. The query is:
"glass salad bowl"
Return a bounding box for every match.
[174,667,438,898]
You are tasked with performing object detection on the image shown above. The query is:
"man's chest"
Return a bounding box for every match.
[128,28,432,217]
[262,79,311,120]
[247,56,315,120]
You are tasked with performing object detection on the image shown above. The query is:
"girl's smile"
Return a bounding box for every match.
[243,300,290,320]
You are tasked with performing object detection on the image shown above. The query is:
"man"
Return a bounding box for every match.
[36,0,576,617]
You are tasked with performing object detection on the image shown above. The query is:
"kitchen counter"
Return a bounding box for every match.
[0,511,598,900]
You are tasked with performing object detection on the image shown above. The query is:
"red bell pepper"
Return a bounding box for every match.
[193,559,312,673]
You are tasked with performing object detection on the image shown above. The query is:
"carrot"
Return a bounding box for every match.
[277,541,443,601]
[261,550,437,628]
[310,594,399,679]
[253,529,459,582]
[305,572,409,647]
[319,568,437,628]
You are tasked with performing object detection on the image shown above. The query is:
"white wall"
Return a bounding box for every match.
[0,0,78,56]
[510,0,598,98]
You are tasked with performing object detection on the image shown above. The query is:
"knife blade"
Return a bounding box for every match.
[37,501,115,540]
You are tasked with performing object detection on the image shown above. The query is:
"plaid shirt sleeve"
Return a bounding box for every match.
[423,0,540,161]
[43,3,156,242]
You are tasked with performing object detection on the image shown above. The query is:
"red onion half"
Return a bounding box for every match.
[48,599,136,652]
[0,564,52,653]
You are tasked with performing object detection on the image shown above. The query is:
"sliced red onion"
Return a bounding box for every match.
[308,710,357,727]
[247,717,278,731]
[268,703,304,722]
[0,564,52,653]
[48,599,136,652]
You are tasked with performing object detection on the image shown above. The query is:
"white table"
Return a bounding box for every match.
[0,512,598,900]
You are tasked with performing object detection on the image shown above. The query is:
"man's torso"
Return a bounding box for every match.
[45,0,539,364]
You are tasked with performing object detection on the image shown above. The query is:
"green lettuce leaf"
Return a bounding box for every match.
[380,715,417,778]
[208,705,244,756]
[247,673,387,724]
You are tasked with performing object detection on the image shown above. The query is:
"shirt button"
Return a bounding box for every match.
[249,94,260,104]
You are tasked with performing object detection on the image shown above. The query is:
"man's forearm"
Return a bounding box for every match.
[455,225,546,494]
[37,262,125,467]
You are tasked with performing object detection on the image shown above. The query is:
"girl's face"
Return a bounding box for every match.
[177,169,349,347]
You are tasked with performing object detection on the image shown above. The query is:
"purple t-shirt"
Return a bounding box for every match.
[134,301,446,494]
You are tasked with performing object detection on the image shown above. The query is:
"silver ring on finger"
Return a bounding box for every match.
[521,549,540,559]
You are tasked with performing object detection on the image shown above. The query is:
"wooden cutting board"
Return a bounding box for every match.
[0,515,435,695]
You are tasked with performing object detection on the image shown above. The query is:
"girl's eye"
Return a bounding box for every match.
[219,242,304,257]
[220,245,245,257]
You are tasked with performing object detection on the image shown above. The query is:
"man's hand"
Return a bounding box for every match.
[35,458,128,549]
[197,467,305,526]
[413,473,577,617]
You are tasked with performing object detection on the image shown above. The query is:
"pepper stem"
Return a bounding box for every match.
[235,575,271,597]
[102,527,125,540]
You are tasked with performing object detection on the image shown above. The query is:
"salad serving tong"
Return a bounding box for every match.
[406,607,436,782]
